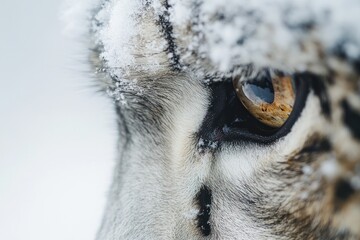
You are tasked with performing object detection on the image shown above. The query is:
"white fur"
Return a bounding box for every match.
[65,0,360,239]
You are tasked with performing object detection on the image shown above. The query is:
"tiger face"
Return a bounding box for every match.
[83,0,360,239]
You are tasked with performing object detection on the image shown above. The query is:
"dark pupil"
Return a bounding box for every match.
[243,70,274,104]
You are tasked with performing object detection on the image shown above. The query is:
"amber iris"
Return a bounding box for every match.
[233,73,296,128]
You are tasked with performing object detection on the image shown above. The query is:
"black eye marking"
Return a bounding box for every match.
[198,73,310,145]
[341,99,360,140]
[196,185,212,236]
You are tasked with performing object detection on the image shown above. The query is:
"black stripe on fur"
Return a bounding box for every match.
[196,185,212,236]
[341,99,360,140]
[158,0,182,71]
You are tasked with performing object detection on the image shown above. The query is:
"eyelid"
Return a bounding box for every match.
[197,75,310,146]
[226,75,310,144]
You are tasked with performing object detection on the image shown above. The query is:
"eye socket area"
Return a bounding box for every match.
[197,69,310,145]
[233,70,296,128]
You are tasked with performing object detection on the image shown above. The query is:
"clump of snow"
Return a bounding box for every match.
[64,0,360,79]
[320,156,340,180]
[197,138,218,154]
[183,0,360,72]
[93,0,141,76]
[106,79,143,105]
[302,165,313,176]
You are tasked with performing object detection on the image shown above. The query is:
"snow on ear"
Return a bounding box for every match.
[170,0,360,73]
[62,0,360,77]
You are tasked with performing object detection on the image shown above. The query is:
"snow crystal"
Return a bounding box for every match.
[64,0,360,79]
[320,156,340,180]
[106,78,143,105]
[94,0,140,75]
[197,138,219,153]
[189,0,360,72]
[302,165,313,176]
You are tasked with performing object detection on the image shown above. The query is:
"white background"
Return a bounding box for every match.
[0,0,116,239]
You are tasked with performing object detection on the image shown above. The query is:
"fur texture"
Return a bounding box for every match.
[84,0,360,239]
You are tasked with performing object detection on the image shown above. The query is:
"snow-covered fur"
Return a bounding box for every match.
[73,0,360,239]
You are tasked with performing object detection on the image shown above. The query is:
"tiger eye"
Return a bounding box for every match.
[233,72,296,128]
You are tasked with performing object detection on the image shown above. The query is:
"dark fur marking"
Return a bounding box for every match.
[196,185,212,236]
[333,44,360,74]
[341,99,360,140]
[236,167,356,240]
[307,73,332,118]
[158,0,182,71]
[335,179,355,202]
[299,138,332,154]
[353,57,360,74]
